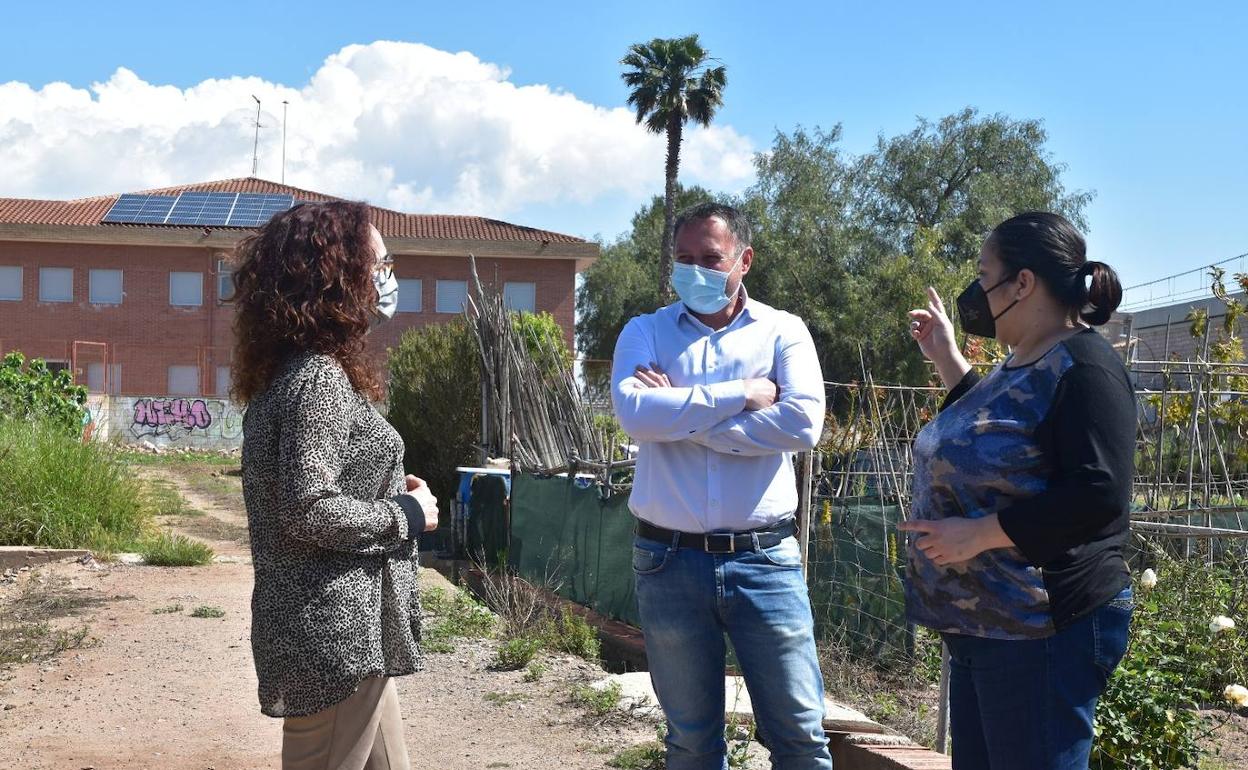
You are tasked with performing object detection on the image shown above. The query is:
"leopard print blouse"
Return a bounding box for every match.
[241,352,423,718]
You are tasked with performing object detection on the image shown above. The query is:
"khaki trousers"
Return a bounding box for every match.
[281,676,411,770]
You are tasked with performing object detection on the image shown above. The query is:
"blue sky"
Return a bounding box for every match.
[1,0,1244,298]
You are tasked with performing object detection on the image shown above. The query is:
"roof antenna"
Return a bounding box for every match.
[281,100,289,185]
[250,95,262,178]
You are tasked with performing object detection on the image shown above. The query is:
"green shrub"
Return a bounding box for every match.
[387,312,573,516]
[542,606,601,661]
[1092,556,1248,769]
[0,418,149,553]
[493,635,543,671]
[140,532,215,567]
[387,319,482,519]
[0,351,87,436]
[190,605,225,618]
[513,311,571,381]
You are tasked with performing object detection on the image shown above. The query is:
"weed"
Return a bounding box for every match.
[542,606,600,661]
[607,741,665,769]
[151,604,184,615]
[113,450,237,467]
[144,481,195,517]
[523,660,548,683]
[483,691,528,705]
[570,681,622,718]
[140,532,215,567]
[0,418,149,553]
[421,586,496,652]
[493,635,543,671]
[190,605,225,618]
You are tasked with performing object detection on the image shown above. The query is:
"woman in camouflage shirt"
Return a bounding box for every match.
[901,212,1135,770]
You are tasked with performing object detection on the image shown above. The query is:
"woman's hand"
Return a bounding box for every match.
[909,286,971,390]
[909,286,958,363]
[897,515,1014,566]
[404,475,439,532]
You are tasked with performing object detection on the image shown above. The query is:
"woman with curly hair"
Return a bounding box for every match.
[231,200,437,770]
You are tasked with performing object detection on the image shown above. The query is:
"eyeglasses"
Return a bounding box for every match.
[375,254,395,281]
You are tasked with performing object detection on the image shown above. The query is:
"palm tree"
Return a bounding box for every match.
[621,35,727,299]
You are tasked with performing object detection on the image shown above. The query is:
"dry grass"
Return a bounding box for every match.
[0,574,100,667]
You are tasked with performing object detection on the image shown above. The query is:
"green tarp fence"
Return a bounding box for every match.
[502,474,910,650]
[806,495,912,663]
[507,473,641,627]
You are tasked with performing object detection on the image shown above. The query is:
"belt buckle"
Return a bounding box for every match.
[704,532,735,553]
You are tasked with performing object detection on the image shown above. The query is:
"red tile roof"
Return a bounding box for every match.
[0,178,585,243]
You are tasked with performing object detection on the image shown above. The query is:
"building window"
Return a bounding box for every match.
[503,282,537,314]
[217,259,235,302]
[169,272,203,307]
[39,268,73,303]
[45,360,70,374]
[87,363,122,394]
[436,280,467,314]
[0,266,21,301]
[89,269,124,305]
[168,365,200,396]
[215,366,231,397]
[397,279,422,313]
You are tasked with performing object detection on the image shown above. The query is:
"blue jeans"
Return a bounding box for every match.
[633,533,834,770]
[941,587,1134,770]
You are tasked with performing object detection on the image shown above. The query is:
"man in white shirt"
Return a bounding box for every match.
[612,203,833,770]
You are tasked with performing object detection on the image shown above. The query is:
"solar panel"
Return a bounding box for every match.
[165,192,239,226]
[102,194,177,224]
[226,194,295,227]
[101,192,297,228]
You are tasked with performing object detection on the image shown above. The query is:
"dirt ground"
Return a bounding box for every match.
[0,462,669,770]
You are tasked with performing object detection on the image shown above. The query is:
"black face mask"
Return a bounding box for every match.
[956,274,1019,339]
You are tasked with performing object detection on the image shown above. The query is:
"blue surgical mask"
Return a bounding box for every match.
[672,255,742,314]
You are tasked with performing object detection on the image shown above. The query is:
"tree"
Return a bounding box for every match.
[851,107,1093,265]
[620,34,727,300]
[576,109,1093,389]
[0,351,88,436]
[747,111,1091,385]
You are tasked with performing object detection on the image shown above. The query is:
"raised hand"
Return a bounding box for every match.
[908,286,971,390]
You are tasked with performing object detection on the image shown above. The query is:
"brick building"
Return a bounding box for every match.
[1125,294,1246,364]
[0,178,596,397]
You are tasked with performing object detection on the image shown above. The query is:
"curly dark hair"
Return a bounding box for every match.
[229,200,384,403]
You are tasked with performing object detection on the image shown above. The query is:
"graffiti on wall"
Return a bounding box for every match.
[132,398,213,435]
[122,397,245,445]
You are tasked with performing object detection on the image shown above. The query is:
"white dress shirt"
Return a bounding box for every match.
[611,291,825,533]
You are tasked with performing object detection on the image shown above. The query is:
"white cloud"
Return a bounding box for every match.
[0,40,756,220]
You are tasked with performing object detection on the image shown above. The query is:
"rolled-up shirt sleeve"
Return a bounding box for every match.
[612,316,749,442]
[691,316,825,456]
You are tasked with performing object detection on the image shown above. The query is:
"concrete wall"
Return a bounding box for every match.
[87,394,244,451]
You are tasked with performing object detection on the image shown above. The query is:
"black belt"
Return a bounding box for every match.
[635,518,797,554]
